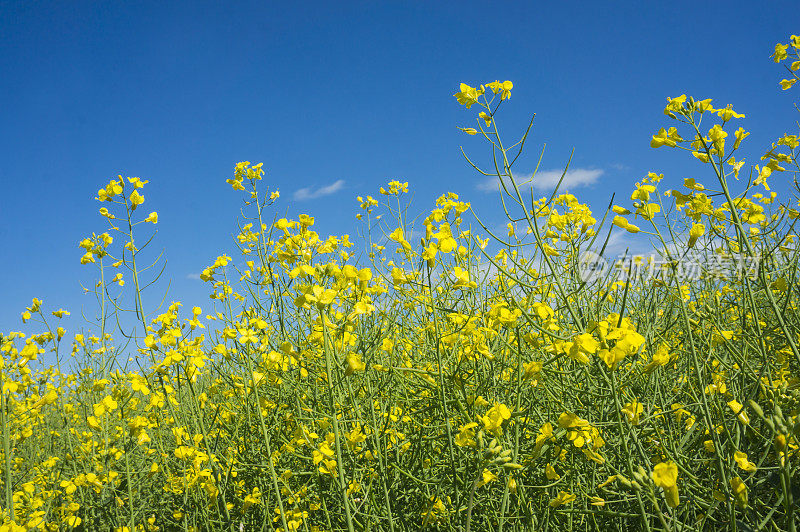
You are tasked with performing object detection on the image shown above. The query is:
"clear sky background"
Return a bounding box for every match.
[1,1,797,333]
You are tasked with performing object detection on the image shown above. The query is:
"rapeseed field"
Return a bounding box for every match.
[2,33,800,532]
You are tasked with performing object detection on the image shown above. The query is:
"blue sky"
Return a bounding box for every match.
[1,1,797,332]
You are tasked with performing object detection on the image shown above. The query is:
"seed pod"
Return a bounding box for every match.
[503,462,523,470]
[774,416,789,435]
[748,400,765,419]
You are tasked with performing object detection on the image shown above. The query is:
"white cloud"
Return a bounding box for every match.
[597,229,651,258]
[294,179,345,201]
[186,273,202,280]
[477,168,604,193]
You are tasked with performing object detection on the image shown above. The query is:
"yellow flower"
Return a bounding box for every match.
[708,124,728,153]
[716,105,745,121]
[33,389,58,408]
[486,80,513,100]
[693,98,715,113]
[237,328,258,345]
[688,223,705,248]
[523,360,542,382]
[476,468,498,488]
[730,477,748,508]
[345,353,366,376]
[597,475,617,488]
[621,400,644,425]
[652,461,680,508]
[663,94,687,117]
[507,477,517,493]
[481,403,512,436]
[242,487,262,512]
[573,333,599,356]
[545,463,560,481]
[727,400,750,424]
[549,491,576,507]
[611,215,640,234]
[534,422,553,454]
[558,412,589,430]
[652,461,678,487]
[127,176,148,188]
[453,83,484,109]
[773,42,789,62]
[651,126,683,148]
[588,496,605,507]
[455,422,479,448]
[388,227,411,251]
[87,416,102,431]
[129,190,145,210]
[733,451,757,472]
